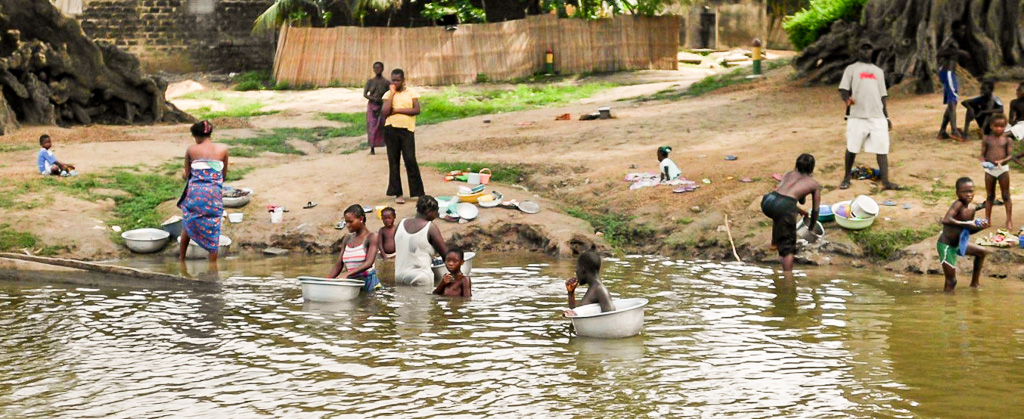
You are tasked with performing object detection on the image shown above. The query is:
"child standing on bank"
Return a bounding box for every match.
[657,146,681,182]
[980,114,1013,230]
[937,177,990,292]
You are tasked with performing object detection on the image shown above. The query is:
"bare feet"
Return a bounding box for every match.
[881,182,903,191]
[395,196,406,205]
[839,179,851,190]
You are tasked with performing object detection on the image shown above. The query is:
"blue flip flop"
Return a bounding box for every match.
[882,200,897,206]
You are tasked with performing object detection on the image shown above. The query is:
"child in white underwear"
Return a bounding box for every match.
[981,114,1013,229]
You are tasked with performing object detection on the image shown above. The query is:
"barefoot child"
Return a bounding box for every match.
[657,146,681,182]
[37,135,76,176]
[963,80,1004,139]
[1008,83,1024,140]
[980,114,1013,229]
[563,250,615,316]
[432,248,471,297]
[760,154,821,275]
[377,207,397,259]
[938,177,990,292]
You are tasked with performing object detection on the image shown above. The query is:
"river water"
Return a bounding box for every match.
[2,253,1024,417]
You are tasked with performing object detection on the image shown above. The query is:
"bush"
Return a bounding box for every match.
[232,71,274,91]
[783,0,867,50]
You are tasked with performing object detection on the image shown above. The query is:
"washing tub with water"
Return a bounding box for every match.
[564,298,649,339]
[297,276,364,302]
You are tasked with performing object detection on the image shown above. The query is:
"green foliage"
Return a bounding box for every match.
[44,169,184,232]
[565,207,656,248]
[226,166,256,182]
[321,112,369,137]
[639,59,791,101]
[542,0,677,19]
[180,90,279,120]
[422,0,486,23]
[222,127,363,156]
[0,144,31,153]
[0,224,38,251]
[420,162,524,184]
[233,71,275,91]
[849,225,941,260]
[783,0,867,50]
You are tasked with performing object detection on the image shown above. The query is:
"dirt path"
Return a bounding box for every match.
[5,58,1021,279]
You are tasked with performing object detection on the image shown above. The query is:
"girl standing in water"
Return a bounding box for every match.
[328,205,382,291]
[178,121,229,266]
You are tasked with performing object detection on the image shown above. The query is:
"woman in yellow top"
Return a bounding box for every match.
[381,68,424,205]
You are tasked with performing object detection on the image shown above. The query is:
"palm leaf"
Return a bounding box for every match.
[253,0,308,35]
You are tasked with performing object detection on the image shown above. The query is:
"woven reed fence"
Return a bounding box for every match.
[273,14,680,86]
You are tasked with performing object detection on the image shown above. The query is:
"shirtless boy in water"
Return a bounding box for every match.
[980,115,1013,229]
[760,154,821,275]
[433,248,471,297]
[377,207,397,259]
[564,251,615,316]
[937,177,990,292]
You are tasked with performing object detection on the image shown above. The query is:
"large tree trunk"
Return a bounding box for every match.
[0,0,191,134]
[793,0,1024,93]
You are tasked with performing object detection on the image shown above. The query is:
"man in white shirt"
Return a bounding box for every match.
[838,41,900,191]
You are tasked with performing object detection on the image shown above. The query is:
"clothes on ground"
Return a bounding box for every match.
[939,70,959,104]
[394,218,434,286]
[962,95,1004,135]
[384,126,425,197]
[760,191,799,257]
[975,230,1018,248]
[660,158,682,180]
[936,242,958,268]
[366,101,385,148]
[625,172,696,190]
[850,166,881,181]
[839,62,888,119]
[37,148,57,174]
[180,158,224,254]
[846,117,890,154]
[984,163,1010,178]
[382,87,420,132]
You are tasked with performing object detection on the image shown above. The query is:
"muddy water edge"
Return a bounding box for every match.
[2,253,1024,417]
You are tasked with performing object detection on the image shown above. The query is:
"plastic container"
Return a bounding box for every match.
[832,201,876,230]
[565,298,648,339]
[851,195,879,219]
[184,235,233,259]
[121,228,170,253]
[465,172,482,185]
[456,203,479,221]
[297,276,364,302]
[270,207,283,224]
[227,213,244,223]
[796,217,825,242]
[479,168,491,184]
[817,204,835,223]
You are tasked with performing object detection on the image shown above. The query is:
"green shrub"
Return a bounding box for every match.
[783,0,867,50]
[232,71,274,91]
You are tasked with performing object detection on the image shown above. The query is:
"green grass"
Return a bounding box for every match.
[44,168,184,233]
[222,127,362,157]
[421,162,524,184]
[565,206,655,249]
[638,59,792,102]
[0,224,38,251]
[848,224,942,260]
[232,71,275,91]
[225,166,255,182]
[0,144,31,153]
[179,90,279,120]
[320,83,614,139]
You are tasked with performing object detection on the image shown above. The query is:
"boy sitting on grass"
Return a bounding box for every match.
[937,177,990,292]
[433,248,472,297]
[980,114,1013,230]
[37,134,75,176]
[563,250,615,316]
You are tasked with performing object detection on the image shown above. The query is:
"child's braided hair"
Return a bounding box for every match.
[190,120,214,137]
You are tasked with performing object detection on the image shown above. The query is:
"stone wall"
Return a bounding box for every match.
[668,0,772,50]
[74,0,275,73]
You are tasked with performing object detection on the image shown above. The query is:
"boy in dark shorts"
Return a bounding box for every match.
[963,81,1004,139]
[980,115,1013,229]
[938,177,990,292]
[563,250,615,316]
[433,248,472,297]
[761,154,821,274]
[937,23,969,140]
[1007,83,1024,140]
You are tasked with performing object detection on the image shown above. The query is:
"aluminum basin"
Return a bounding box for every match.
[565,298,648,339]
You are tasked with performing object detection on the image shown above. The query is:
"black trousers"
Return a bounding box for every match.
[384,126,425,198]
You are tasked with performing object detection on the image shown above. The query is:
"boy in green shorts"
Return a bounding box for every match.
[937,177,990,292]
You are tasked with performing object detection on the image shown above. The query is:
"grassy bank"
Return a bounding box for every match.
[640,59,792,102]
[849,225,941,259]
[565,207,655,249]
[0,224,67,255]
[178,90,279,120]
[223,127,366,157]
[420,162,524,184]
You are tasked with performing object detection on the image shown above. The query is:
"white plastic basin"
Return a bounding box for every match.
[565,298,648,339]
[184,235,233,259]
[851,195,879,218]
[431,251,476,283]
[832,201,876,230]
[121,228,170,254]
[297,276,363,302]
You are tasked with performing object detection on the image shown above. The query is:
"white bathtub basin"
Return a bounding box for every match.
[297,276,364,302]
[565,298,648,339]
[121,228,170,254]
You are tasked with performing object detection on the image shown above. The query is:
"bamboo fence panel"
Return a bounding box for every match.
[274,15,680,86]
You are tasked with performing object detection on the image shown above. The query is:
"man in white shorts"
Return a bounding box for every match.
[838,41,901,191]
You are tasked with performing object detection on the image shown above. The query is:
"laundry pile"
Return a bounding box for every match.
[625,172,697,191]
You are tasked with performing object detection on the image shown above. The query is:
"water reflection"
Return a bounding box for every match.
[3,254,1024,416]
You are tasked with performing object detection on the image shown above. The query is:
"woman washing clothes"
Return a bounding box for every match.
[178,121,228,266]
[394,196,447,286]
[327,205,382,291]
[760,153,820,275]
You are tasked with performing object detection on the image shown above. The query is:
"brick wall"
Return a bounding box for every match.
[76,0,275,74]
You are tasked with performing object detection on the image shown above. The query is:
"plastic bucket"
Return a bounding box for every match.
[479,168,491,184]
[851,195,879,219]
[466,172,482,185]
[227,213,244,223]
[270,208,283,224]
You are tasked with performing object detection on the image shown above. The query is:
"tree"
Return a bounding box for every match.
[792,0,1024,92]
[0,0,190,133]
[253,0,403,33]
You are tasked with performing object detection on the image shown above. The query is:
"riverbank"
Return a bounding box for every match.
[3,59,1023,279]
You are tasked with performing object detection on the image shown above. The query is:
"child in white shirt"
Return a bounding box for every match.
[658,146,681,182]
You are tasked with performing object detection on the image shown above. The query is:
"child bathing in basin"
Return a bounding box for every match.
[433,248,471,297]
[563,250,615,316]
[937,177,990,292]
[657,146,681,182]
[377,207,397,259]
[37,134,76,176]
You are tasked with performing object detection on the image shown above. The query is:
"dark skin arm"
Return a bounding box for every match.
[1010,105,1019,126]
[840,90,891,129]
[942,202,989,233]
[327,235,352,279]
[363,79,373,101]
[460,275,472,297]
[427,223,447,257]
[433,273,453,295]
[391,98,420,116]
[381,90,393,119]
[345,233,379,278]
[183,150,193,181]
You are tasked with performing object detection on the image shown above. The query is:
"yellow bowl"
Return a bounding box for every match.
[457,192,486,203]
